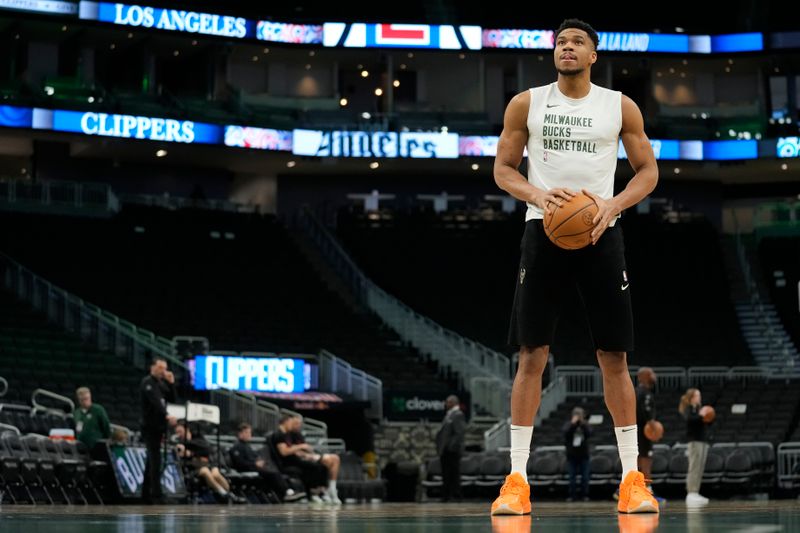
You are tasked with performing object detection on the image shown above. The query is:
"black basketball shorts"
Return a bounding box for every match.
[507,219,634,352]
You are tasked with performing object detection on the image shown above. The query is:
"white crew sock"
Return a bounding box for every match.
[614,424,639,479]
[328,479,337,495]
[510,424,533,479]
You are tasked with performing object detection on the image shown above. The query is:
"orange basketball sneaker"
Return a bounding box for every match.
[617,471,659,514]
[491,472,531,515]
[617,513,660,533]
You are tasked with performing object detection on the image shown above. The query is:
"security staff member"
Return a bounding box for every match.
[140,356,177,504]
[435,395,466,502]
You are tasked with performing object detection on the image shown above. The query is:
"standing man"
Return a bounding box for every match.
[563,406,591,501]
[140,356,177,504]
[73,387,111,452]
[491,18,659,516]
[435,395,466,502]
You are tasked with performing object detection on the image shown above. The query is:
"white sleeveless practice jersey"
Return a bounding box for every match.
[525,82,622,222]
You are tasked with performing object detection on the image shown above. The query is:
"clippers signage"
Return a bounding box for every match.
[293,129,459,158]
[777,137,800,158]
[193,355,306,394]
[224,125,293,151]
[0,0,77,14]
[35,109,223,144]
[79,1,254,39]
[256,21,323,44]
[323,22,481,50]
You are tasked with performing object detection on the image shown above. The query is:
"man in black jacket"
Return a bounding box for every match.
[140,356,177,504]
[563,406,591,501]
[229,422,304,502]
[435,395,466,502]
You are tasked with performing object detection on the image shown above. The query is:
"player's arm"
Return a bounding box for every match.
[583,94,658,244]
[493,91,575,213]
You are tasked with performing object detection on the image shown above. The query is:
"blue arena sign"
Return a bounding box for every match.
[193,355,306,394]
[79,1,254,39]
[34,109,223,144]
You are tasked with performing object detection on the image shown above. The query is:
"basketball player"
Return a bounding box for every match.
[490,19,659,515]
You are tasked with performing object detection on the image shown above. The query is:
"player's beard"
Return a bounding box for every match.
[556,66,585,76]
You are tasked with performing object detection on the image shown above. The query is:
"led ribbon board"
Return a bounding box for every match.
[256,21,323,44]
[193,355,306,394]
[323,23,481,49]
[224,125,293,151]
[33,109,223,144]
[0,0,77,14]
[481,29,763,54]
[777,137,800,158]
[0,105,34,128]
[79,1,254,39]
[293,129,459,158]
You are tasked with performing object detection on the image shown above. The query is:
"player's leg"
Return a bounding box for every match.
[576,224,657,513]
[597,349,637,474]
[493,220,564,516]
[511,345,549,464]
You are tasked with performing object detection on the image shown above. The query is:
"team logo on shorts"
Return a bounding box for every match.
[519,267,526,284]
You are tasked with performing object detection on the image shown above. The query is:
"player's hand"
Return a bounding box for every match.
[167,415,178,426]
[164,370,175,384]
[531,188,576,215]
[582,189,621,245]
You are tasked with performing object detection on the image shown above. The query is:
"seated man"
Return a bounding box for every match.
[174,422,245,504]
[271,413,340,504]
[228,422,304,502]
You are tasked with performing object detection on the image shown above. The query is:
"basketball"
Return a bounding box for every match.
[643,420,664,442]
[543,192,599,250]
[700,405,716,423]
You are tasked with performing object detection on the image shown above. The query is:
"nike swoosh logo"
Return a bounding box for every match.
[621,428,635,432]
[621,284,629,291]
[546,104,559,108]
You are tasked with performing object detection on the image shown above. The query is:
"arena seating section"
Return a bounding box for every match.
[758,237,800,350]
[381,373,799,500]
[419,441,778,501]
[0,208,457,396]
[335,207,752,367]
[0,290,142,430]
